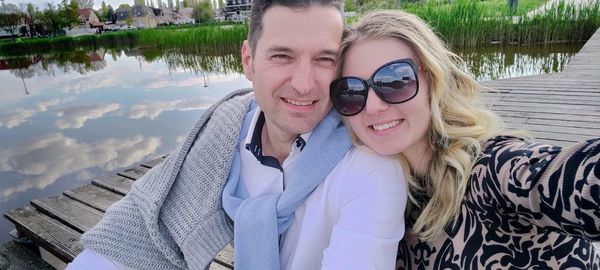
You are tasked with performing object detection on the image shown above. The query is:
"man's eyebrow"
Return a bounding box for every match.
[264,47,339,56]
[266,46,294,54]
[319,49,339,57]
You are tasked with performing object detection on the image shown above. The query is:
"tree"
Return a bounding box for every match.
[168,0,174,9]
[23,3,38,37]
[182,0,190,8]
[0,3,23,38]
[157,0,163,8]
[59,0,80,29]
[77,0,94,8]
[40,3,61,35]
[106,5,115,23]
[192,1,212,23]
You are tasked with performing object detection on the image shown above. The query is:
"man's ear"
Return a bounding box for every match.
[241,40,253,81]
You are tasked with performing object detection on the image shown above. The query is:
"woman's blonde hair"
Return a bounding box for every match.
[338,10,504,241]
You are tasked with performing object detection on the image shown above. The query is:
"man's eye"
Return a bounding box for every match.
[318,57,336,65]
[272,54,292,61]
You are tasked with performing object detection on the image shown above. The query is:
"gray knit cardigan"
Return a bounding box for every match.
[81,89,254,270]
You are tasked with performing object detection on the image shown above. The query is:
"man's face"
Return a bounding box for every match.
[241,6,344,139]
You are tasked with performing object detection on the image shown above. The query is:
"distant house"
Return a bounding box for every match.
[224,0,251,20]
[174,7,195,24]
[159,7,177,25]
[65,8,103,36]
[132,5,159,28]
[115,6,132,25]
[78,8,103,29]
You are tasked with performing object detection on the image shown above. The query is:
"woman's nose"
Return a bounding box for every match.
[364,88,389,115]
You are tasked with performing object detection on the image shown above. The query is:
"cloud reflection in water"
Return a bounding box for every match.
[0,133,160,201]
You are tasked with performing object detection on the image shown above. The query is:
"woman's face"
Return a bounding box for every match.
[343,38,431,157]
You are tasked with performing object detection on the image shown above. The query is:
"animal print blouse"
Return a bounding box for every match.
[397,136,600,269]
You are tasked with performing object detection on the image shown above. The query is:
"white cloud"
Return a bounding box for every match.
[128,100,179,120]
[0,133,161,201]
[0,109,37,129]
[54,103,120,129]
[0,97,74,129]
[128,98,215,120]
[175,136,187,144]
[145,74,247,89]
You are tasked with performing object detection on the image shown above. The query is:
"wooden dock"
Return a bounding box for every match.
[3,28,599,269]
[481,28,600,146]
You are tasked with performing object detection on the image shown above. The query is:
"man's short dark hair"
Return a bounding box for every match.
[248,0,344,55]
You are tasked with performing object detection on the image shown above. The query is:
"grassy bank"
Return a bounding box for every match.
[0,24,248,56]
[404,0,600,47]
[1,0,598,55]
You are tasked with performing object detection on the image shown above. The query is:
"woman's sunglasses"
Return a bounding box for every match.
[330,58,420,116]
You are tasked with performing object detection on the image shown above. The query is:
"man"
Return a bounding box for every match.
[67,1,406,269]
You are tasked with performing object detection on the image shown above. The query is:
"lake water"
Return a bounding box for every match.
[0,42,583,242]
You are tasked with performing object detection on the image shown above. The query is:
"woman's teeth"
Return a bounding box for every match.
[372,120,400,131]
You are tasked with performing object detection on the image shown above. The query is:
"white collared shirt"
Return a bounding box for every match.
[68,107,408,270]
[240,108,408,270]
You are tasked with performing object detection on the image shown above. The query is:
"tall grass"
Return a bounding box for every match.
[0,24,248,56]
[135,24,247,49]
[1,0,598,55]
[406,0,600,48]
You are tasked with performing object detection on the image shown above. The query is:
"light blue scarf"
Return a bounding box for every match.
[222,102,352,269]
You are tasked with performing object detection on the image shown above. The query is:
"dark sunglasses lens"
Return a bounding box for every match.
[331,78,367,116]
[373,62,418,103]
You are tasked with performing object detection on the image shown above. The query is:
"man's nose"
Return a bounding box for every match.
[290,59,316,95]
[364,88,389,115]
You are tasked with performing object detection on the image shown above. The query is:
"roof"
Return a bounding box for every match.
[78,8,93,19]
[132,5,155,17]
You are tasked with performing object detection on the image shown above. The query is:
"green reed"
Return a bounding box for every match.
[0,24,248,56]
[1,0,598,56]
[406,0,600,48]
[134,24,248,49]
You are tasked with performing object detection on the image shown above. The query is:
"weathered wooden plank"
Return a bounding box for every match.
[495,110,600,123]
[485,89,600,97]
[4,206,83,263]
[117,166,149,180]
[487,100,600,112]
[503,124,599,140]
[502,121,600,136]
[0,241,54,270]
[482,94,600,105]
[500,116,600,129]
[31,195,103,233]
[489,105,600,118]
[92,175,134,195]
[482,91,600,101]
[483,78,600,85]
[482,85,600,93]
[484,84,600,91]
[213,243,234,268]
[210,261,233,270]
[63,184,124,212]
[141,156,167,169]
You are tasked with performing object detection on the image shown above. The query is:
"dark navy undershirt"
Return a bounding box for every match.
[244,112,306,172]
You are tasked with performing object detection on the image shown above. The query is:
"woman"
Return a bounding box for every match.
[329,10,600,269]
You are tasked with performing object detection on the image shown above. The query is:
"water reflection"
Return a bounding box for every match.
[2,46,241,78]
[0,45,252,243]
[0,133,161,198]
[457,43,582,81]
